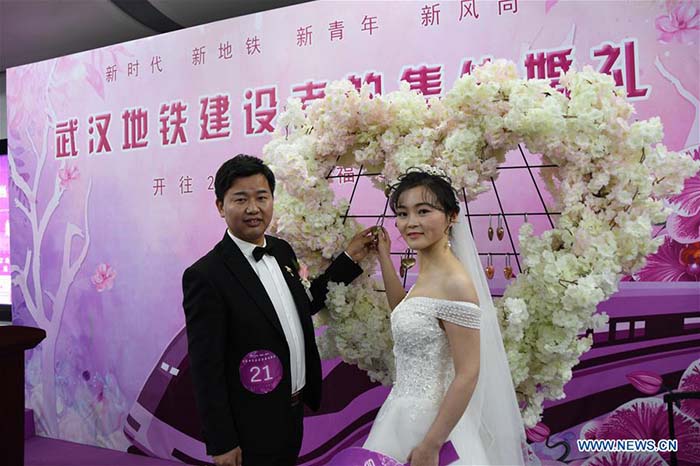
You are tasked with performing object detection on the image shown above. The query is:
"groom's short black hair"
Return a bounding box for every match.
[214,154,276,202]
[389,168,460,218]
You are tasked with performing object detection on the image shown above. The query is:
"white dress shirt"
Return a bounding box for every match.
[229,231,306,394]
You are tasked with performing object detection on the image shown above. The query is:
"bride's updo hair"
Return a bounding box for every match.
[388,167,460,218]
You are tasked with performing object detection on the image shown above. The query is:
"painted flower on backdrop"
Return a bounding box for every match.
[91,263,116,292]
[655,1,699,44]
[631,236,700,281]
[678,358,700,420]
[580,451,668,466]
[626,370,664,395]
[545,0,559,14]
[585,398,700,465]
[526,422,551,443]
[667,147,700,244]
[58,165,80,189]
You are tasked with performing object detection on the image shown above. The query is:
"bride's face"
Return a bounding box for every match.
[395,186,452,251]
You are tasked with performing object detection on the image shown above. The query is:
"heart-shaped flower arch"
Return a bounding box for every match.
[263,60,699,426]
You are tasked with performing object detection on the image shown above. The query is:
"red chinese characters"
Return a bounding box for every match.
[459,56,492,77]
[122,108,149,150]
[105,65,117,83]
[246,36,261,55]
[498,0,518,15]
[159,101,188,146]
[151,56,163,73]
[192,46,206,66]
[243,87,278,135]
[592,39,650,100]
[179,176,193,194]
[459,0,480,20]
[200,95,232,140]
[401,65,443,96]
[88,114,112,155]
[292,80,327,109]
[524,47,574,89]
[421,3,441,26]
[219,41,233,60]
[128,60,139,77]
[153,178,165,196]
[329,20,344,41]
[297,26,312,47]
[336,167,356,184]
[55,119,79,158]
[347,71,383,96]
[362,15,379,35]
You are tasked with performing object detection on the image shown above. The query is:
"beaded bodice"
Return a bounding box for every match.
[389,296,481,404]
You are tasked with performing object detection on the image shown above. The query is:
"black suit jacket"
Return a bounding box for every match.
[182,233,362,456]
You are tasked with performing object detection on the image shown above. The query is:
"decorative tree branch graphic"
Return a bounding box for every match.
[9,61,93,437]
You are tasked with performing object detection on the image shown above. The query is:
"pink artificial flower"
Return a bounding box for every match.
[678,358,700,420]
[668,148,700,244]
[526,422,551,443]
[58,166,80,189]
[626,371,663,395]
[634,236,699,281]
[655,1,699,44]
[91,263,116,292]
[299,263,309,281]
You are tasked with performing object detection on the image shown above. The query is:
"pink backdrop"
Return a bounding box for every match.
[8,1,699,464]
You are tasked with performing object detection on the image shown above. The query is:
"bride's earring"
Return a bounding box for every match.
[400,248,416,278]
[485,253,495,280]
[504,254,513,280]
[487,214,494,241]
[496,214,505,241]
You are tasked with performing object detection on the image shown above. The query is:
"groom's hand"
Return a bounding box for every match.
[345,226,377,262]
[213,446,242,466]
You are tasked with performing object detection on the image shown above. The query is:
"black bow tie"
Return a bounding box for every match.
[252,244,276,261]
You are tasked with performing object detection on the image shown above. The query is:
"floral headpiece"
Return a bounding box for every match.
[385,165,457,197]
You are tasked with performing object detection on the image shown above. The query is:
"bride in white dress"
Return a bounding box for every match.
[363,168,530,466]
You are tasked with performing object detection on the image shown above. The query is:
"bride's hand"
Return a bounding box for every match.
[407,442,439,466]
[375,226,392,259]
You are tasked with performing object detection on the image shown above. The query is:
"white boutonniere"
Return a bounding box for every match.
[285,264,312,295]
[298,263,311,291]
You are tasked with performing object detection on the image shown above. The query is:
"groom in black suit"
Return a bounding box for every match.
[182,155,373,466]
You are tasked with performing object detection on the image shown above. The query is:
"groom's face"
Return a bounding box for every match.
[217,173,274,246]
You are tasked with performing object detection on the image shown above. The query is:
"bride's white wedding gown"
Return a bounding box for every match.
[364,295,491,465]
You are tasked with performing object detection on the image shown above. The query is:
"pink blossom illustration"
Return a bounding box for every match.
[633,237,700,281]
[57,165,80,189]
[678,358,700,420]
[668,213,700,244]
[655,1,699,44]
[581,451,667,466]
[526,422,551,443]
[579,419,603,440]
[626,371,664,395]
[91,263,116,292]
[668,148,700,244]
[593,398,700,465]
[545,0,559,14]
